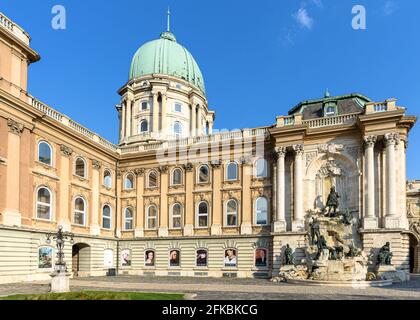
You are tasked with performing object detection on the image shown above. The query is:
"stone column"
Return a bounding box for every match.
[125,99,131,138]
[183,163,194,236]
[121,102,126,141]
[117,104,123,142]
[399,139,408,229]
[58,145,72,231]
[152,93,159,134]
[363,135,378,229]
[3,118,23,226]
[134,168,145,238]
[292,144,304,231]
[240,156,253,234]
[115,169,122,238]
[273,146,287,232]
[90,160,101,236]
[161,93,167,136]
[158,165,169,237]
[210,161,222,235]
[191,104,196,137]
[208,120,213,135]
[384,133,400,228]
[197,105,203,135]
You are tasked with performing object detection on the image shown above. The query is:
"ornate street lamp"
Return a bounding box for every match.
[46,225,74,273]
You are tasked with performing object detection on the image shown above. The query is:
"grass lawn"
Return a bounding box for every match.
[0,291,184,300]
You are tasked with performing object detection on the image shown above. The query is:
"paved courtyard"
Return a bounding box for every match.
[1,275,420,300]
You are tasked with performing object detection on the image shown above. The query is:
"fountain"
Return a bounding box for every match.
[272,187,409,287]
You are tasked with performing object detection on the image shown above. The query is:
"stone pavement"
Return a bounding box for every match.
[1,275,420,300]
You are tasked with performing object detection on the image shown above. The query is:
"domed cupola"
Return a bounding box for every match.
[117,10,215,146]
[128,20,206,95]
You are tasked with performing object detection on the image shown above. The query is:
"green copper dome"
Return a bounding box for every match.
[129,31,206,95]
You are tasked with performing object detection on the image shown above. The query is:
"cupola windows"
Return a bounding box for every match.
[139,120,148,133]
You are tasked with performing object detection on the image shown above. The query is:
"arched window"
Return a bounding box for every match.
[124,207,133,230]
[148,171,157,188]
[75,157,86,178]
[124,173,135,190]
[325,105,336,116]
[198,165,209,183]
[174,121,183,136]
[38,141,52,166]
[226,162,238,180]
[197,201,208,227]
[102,205,111,229]
[172,168,182,185]
[255,159,268,178]
[103,170,112,188]
[36,187,52,220]
[74,197,86,226]
[256,197,268,225]
[146,205,158,229]
[139,120,148,133]
[171,203,182,229]
[226,199,238,227]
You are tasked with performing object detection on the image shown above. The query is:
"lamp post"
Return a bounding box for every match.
[46,225,74,292]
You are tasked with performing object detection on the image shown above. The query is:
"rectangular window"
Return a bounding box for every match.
[141,101,148,110]
[103,216,111,229]
[74,212,85,226]
[174,103,182,113]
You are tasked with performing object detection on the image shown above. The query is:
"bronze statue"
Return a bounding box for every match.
[377,242,393,265]
[315,235,328,260]
[284,244,294,265]
[325,186,340,217]
[340,209,353,225]
[310,217,321,245]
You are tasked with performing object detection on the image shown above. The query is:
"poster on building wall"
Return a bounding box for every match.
[224,249,237,267]
[121,249,131,266]
[196,250,207,267]
[145,250,155,266]
[169,250,180,267]
[38,247,53,269]
[255,248,268,267]
[103,249,113,267]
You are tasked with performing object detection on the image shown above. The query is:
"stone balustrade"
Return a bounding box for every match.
[0,11,30,45]
[303,112,359,128]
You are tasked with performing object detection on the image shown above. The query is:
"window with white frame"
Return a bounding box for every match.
[75,157,86,178]
[255,158,268,178]
[146,205,158,229]
[148,171,157,188]
[226,162,238,180]
[139,120,148,133]
[141,101,148,111]
[74,197,86,226]
[102,205,111,229]
[124,207,134,230]
[104,170,112,188]
[256,197,268,225]
[172,168,183,185]
[36,187,52,220]
[174,103,182,112]
[38,141,52,166]
[197,201,208,227]
[124,173,135,190]
[198,165,209,183]
[226,199,238,227]
[171,203,182,229]
[173,121,183,136]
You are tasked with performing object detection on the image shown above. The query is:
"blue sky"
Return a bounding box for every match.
[3,0,420,178]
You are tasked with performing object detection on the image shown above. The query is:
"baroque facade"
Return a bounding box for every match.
[0,11,419,284]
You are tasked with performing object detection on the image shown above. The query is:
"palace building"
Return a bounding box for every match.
[0,11,419,284]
